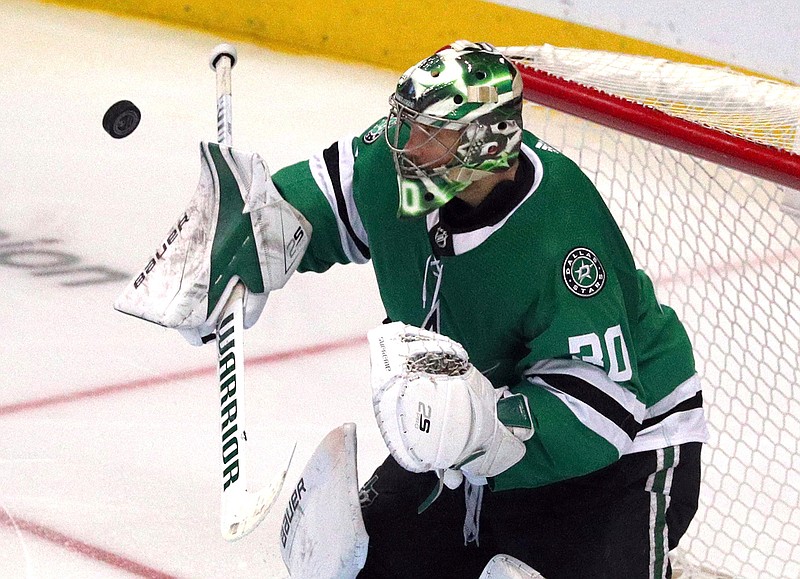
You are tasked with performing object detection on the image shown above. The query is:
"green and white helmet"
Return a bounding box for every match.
[385,40,524,218]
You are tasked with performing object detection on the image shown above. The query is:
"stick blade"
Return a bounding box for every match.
[221,446,295,541]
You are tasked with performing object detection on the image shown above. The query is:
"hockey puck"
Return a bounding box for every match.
[102,100,141,139]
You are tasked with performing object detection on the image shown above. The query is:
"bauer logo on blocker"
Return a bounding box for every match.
[563,247,606,297]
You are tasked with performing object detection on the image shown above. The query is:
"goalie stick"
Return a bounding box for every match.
[209,43,291,541]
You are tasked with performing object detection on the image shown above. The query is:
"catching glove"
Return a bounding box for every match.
[368,323,534,484]
[114,143,311,345]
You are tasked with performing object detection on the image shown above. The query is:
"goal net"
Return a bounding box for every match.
[500,45,800,579]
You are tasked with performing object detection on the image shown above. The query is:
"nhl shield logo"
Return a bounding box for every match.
[434,227,449,248]
[562,247,606,297]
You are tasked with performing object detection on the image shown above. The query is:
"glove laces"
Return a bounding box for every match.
[463,479,484,545]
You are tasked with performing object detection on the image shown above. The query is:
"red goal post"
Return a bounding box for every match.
[500,45,800,579]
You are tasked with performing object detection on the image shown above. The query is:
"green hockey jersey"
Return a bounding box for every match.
[273,121,708,491]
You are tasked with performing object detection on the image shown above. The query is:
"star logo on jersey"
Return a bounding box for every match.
[359,474,379,507]
[363,116,395,144]
[562,247,606,297]
[362,118,386,144]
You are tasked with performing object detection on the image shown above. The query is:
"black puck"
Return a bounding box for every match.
[102,100,141,139]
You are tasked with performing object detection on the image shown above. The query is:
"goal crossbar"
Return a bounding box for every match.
[516,65,800,191]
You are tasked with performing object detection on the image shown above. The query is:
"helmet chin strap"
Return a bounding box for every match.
[445,166,493,185]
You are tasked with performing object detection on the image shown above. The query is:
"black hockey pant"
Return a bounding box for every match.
[357,442,701,579]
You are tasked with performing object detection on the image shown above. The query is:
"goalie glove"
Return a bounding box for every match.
[368,323,534,483]
[114,143,311,345]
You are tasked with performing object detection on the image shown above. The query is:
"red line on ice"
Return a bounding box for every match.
[0,335,366,417]
[0,510,178,578]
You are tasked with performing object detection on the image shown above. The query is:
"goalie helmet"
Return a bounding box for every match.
[385,41,524,218]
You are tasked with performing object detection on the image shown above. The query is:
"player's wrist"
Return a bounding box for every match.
[496,391,534,441]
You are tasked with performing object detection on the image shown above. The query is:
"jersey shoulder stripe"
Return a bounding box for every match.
[309,138,370,263]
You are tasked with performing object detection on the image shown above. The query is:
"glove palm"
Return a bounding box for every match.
[368,323,533,482]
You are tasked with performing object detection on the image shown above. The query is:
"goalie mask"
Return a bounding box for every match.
[385,41,524,218]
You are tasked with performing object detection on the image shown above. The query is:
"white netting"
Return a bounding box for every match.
[503,44,800,153]
[506,47,800,579]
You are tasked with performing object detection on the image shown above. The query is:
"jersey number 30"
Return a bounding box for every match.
[568,325,632,381]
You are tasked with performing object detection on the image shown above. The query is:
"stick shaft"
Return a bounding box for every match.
[217,284,250,534]
[208,44,287,541]
[211,47,251,538]
[215,55,233,146]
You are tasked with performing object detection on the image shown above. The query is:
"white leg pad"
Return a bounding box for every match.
[280,423,368,579]
[479,554,545,579]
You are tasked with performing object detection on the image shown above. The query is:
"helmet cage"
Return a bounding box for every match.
[386,96,471,179]
[386,94,523,218]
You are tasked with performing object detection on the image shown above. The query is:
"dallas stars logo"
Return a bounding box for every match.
[562,247,606,297]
